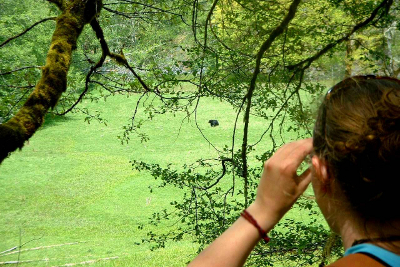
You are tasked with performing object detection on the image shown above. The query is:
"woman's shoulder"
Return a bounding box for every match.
[327,253,386,267]
[327,244,400,267]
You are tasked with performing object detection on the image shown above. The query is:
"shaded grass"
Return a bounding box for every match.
[0,93,327,266]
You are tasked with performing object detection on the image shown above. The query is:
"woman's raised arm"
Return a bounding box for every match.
[187,139,313,267]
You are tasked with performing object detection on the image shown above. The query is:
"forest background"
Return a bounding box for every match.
[1,0,400,266]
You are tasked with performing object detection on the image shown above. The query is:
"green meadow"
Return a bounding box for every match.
[0,92,327,266]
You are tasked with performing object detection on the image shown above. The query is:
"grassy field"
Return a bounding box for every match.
[0,92,329,266]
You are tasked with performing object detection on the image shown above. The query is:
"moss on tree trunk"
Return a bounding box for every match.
[0,0,102,163]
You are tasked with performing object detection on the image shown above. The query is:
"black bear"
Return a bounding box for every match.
[208,120,219,127]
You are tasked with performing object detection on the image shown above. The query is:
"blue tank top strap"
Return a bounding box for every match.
[344,243,400,267]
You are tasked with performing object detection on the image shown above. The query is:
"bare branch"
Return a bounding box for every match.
[130,92,147,127]
[0,66,42,76]
[95,72,125,86]
[241,0,301,206]
[89,80,130,93]
[0,247,17,256]
[4,84,35,89]
[55,256,119,266]
[250,69,306,148]
[204,0,219,49]
[8,241,84,257]
[286,0,393,70]
[208,18,254,58]
[192,96,223,153]
[57,20,109,115]
[195,158,233,190]
[90,19,151,91]
[187,0,222,155]
[58,16,151,116]
[103,6,153,22]
[295,90,312,136]
[3,87,32,120]
[103,0,189,25]
[192,0,200,46]
[0,17,56,48]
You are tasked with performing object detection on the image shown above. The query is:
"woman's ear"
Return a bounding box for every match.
[311,155,329,184]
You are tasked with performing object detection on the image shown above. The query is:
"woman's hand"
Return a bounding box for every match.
[248,138,313,231]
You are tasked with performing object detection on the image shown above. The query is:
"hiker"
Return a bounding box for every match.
[188,76,400,266]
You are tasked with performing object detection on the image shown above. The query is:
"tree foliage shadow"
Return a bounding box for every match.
[42,114,76,129]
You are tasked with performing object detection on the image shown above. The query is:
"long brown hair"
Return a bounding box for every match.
[313,76,400,221]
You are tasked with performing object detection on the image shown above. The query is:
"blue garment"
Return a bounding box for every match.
[344,243,400,267]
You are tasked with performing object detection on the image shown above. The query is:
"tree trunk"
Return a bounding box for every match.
[344,39,355,78]
[383,21,397,77]
[0,0,102,163]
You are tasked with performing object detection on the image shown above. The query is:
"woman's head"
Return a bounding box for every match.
[313,76,400,222]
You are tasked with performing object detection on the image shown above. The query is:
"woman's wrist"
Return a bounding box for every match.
[246,201,282,233]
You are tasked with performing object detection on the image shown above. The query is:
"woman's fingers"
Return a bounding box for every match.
[285,139,313,169]
[269,138,313,176]
[257,139,313,204]
[297,168,312,191]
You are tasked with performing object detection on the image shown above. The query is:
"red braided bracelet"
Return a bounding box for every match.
[240,210,270,244]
